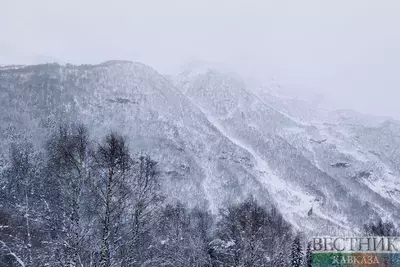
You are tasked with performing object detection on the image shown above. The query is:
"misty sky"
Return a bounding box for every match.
[1,0,399,118]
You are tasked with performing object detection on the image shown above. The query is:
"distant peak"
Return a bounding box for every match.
[181,60,235,75]
[179,60,245,84]
[99,60,134,66]
[183,60,230,70]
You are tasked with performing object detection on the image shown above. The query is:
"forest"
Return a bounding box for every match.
[0,124,397,267]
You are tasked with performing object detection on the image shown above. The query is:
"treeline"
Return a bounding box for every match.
[0,124,293,267]
[0,124,397,267]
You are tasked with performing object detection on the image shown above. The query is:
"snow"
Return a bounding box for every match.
[173,62,400,233]
[2,60,400,236]
[189,97,333,230]
[362,164,400,205]
[0,64,26,70]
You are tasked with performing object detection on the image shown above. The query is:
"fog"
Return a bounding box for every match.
[1,0,399,118]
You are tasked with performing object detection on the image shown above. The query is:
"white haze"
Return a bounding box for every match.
[1,0,400,118]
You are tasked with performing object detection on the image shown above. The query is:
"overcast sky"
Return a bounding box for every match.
[1,0,399,118]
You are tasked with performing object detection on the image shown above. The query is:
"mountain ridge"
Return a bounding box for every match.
[1,60,399,235]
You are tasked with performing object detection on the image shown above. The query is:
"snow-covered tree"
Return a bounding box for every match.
[364,218,398,236]
[0,141,47,266]
[214,197,292,267]
[45,124,93,266]
[304,241,312,267]
[92,132,132,267]
[290,234,303,267]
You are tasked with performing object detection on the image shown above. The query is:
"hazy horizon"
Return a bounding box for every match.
[1,0,399,119]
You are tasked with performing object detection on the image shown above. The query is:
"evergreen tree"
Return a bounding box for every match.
[290,234,303,267]
[364,218,398,236]
[272,250,288,267]
[304,241,312,267]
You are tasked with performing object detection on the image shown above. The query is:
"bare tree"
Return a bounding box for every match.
[0,141,45,266]
[92,132,132,267]
[0,240,26,267]
[45,124,92,266]
[214,197,292,267]
[147,203,214,267]
[121,154,164,266]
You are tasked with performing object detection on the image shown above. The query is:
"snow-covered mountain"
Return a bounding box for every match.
[1,60,399,235]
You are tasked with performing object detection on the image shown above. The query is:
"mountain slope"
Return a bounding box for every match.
[174,63,400,233]
[1,61,399,236]
[0,61,272,213]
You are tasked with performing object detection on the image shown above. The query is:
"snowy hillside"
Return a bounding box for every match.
[174,62,400,233]
[1,60,399,236]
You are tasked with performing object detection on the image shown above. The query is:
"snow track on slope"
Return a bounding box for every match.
[189,100,313,227]
[184,95,355,232]
[210,118,353,232]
